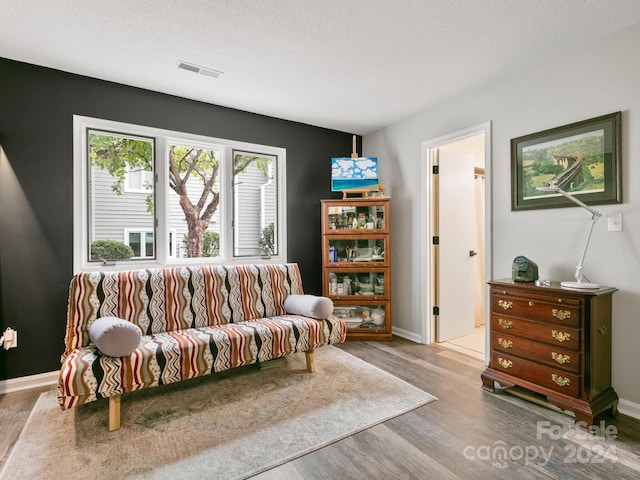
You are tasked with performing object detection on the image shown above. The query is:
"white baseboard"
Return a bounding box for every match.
[618,398,640,421]
[0,371,58,395]
[391,326,425,344]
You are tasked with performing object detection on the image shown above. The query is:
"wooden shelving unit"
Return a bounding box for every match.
[321,197,391,341]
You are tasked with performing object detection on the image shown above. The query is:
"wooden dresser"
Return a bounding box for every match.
[481,279,618,426]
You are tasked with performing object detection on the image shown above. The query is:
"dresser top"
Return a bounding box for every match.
[489,279,617,297]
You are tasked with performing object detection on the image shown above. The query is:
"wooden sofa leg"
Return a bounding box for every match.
[109,395,121,431]
[305,349,316,373]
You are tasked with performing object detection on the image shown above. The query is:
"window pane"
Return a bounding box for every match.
[128,232,141,257]
[145,232,154,257]
[167,144,222,259]
[169,231,176,258]
[233,151,277,257]
[88,130,155,262]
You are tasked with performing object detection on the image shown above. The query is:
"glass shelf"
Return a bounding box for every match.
[332,303,388,330]
[325,203,387,233]
[326,270,387,298]
[325,236,388,266]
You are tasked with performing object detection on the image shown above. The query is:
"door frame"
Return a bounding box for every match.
[419,122,493,360]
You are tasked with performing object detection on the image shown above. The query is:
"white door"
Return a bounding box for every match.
[435,135,484,342]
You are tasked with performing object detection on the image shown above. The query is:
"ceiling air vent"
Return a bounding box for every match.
[176,61,223,79]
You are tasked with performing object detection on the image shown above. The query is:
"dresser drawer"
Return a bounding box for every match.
[490,351,580,397]
[491,315,580,350]
[493,332,581,374]
[491,293,581,328]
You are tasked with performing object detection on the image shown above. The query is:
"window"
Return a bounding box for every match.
[233,150,278,257]
[74,116,287,271]
[124,229,154,259]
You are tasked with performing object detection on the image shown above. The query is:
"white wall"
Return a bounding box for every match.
[365,23,640,407]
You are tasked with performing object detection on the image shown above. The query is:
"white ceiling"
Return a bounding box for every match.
[3,1,640,135]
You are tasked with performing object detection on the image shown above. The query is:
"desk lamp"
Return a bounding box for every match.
[537,186,602,289]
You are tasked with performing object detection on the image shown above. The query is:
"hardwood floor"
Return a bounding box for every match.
[2,338,639,479]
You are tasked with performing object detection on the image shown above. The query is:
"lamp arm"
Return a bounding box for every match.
[536,185,603,284]
[551,187,602,217]
[573,212,600,282]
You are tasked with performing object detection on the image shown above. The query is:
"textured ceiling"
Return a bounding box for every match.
[2,1,640,134]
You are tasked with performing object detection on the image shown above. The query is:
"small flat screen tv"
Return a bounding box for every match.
[331,157,378,192]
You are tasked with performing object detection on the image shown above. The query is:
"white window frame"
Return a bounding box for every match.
[73,115,287,272]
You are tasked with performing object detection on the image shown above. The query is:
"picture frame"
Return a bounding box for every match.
[511,112,621,211]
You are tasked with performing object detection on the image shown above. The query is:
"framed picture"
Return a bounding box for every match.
[511,112,621,211]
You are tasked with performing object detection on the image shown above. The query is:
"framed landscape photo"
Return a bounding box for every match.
[511,112,621,211]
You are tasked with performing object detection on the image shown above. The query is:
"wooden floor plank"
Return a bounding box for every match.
[2,338,639,479]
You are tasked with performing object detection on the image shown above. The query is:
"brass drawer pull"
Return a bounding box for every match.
[498,300,513,310]
[498,358,513,369]
[552,374,570,387]
[598,326,607,335]
[551,352,571,364]
[551,330,571,342]
[498,319,513,329]
[552,309,571,321]
[528,301,534,306]
[498,338,513,349]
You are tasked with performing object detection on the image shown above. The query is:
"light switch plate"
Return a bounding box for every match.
[607,213,622,232]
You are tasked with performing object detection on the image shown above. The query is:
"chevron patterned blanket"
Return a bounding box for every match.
[57,263,346,429]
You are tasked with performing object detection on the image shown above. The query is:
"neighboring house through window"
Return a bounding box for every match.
[74,116,286,271]
[124,164,154,193]
[123,229,177,259]
[125,229,154,259]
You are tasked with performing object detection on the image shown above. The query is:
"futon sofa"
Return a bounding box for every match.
[57,263,346,430]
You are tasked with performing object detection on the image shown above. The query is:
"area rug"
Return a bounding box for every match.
[1,346,436,480]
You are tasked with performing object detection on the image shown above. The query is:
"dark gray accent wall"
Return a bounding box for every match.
[0,57,356,380]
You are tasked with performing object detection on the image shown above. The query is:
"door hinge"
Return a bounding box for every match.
[433,236,439,245]
[433,306,440,316]
[432,165,439,174]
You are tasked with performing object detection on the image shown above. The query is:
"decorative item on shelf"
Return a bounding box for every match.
[369,184,386,197]
[358,279,373,295]
[371,308,385,326]
[374,275,385,295]
[511,256,539,283]
[354,247,372,262]
[536,186,602,289]
[342,276,352,295]
[329,245,337,263]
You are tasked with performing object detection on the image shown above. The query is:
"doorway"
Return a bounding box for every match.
[420,122,492,361]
